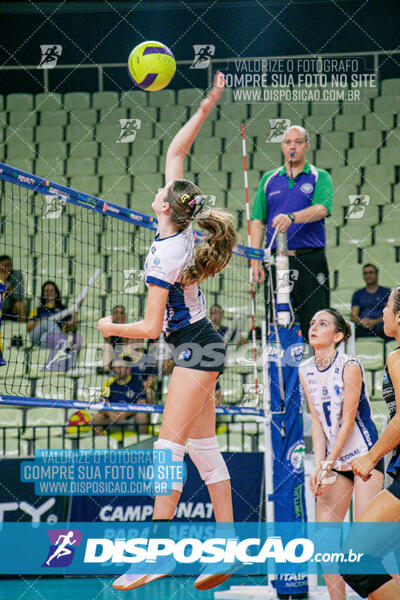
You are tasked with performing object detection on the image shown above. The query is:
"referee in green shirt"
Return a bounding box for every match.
[250,126,333,341]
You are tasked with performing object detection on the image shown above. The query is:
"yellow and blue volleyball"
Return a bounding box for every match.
[128,40,176,92]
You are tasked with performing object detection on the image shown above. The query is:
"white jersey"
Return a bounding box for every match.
[144,225,206,333]
[299,352,378,469]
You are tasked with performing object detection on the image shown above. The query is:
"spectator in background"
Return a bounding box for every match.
[351,264,391,340]
[0,255,26,322]
[27,281,77,347]
[210,304,228,338]
[102,305,132,372]
[92,354,150,434]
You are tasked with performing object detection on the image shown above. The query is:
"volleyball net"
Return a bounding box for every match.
[0,161,266,417]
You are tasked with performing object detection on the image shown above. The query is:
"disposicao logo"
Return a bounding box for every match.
[42,529,82,567]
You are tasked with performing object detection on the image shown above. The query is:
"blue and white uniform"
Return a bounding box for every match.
[299,352,379,470]
[144,226,206,334]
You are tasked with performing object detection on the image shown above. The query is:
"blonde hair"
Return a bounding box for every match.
[166,179,238,287]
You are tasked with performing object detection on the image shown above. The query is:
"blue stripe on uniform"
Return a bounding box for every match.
[146,276,172,289]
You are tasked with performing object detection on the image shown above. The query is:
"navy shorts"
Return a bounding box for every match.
[332,458,385,482]
[387,477,400,500]
[166,318,226,374]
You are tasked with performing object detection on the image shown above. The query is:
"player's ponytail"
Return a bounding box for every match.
[181,208,237,287]
[166,179,237,286]
[324,308,351,345]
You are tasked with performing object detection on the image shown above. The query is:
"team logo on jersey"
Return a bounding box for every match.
[334,384,341,396]
[287,441,305,473]
[322,386,329,396]
[153,257,160,265]
[151,247,156,254]
[316,272,326,285]
[126,389,136,400]
[178,349,192,361]
[383,372,389,383]
[300,183,314,194]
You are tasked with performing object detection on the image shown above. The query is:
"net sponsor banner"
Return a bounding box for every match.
[268,324,308,596]
[69,453,264,522]
[0,521,399,575]
[0,458,68,523]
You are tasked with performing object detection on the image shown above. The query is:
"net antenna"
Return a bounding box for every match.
[241,122,259,400]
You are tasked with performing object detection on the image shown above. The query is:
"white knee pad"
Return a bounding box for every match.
[188,436,230,485]
[154,438,185,492]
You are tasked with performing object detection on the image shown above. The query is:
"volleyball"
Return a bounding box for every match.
[128,40,176,92]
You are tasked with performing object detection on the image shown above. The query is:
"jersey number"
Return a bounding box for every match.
[322,401,332,428]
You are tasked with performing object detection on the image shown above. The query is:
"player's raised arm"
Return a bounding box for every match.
[165,71,225,183]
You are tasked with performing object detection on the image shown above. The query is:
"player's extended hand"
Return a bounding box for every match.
[351,453,375,481]
[309,467,324,497]
[272,213,292,233]
[97,315,114,337]
[251,259,265,284]
[200,71,225,116]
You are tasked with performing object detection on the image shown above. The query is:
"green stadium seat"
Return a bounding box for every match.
[219,103,249,121]
[311,102,340,117]
[219,374,243,404]
[69,109,98,126]
[0,95,4,110]
[98,108,129,125]
[8,158,34,172]
[31,436,73,450]
[35,125,64,143]
[358,183,391,205]
[0,408,23,437]
[95,123,121,142]
[35,92,63,111]
[64,92,90,110]
[67,157,95,177]
[7,93,33,111]
[381,79,400,96]
[92,91,119,109]
[330,287,355,316]
[326,245,358,266]
[148,89,175,107]
[69,140,98,158]
[6,141,35,159]
[37,141,67,160]
[6,126,34,143]
[384,128,400,146]
[354,130,383,148]
[304,116,333,134]
[129,105,158,123]
[190,153,218,173]
[177,88,203,105]
[197,172,228,191]
[120,90,148,108]
[35,158,64,178]
[158,106,187,123]
[65,124,94,142]
[280,102,310,118]
[375,224,400,245]
[347,147,378,167]
[365,112,395,130]
[130,136,160,157]
[0,110,7,128]
[319,131,349,150]
[386,340,399,356]
[97,156,126,176]
[221,153,244,172]
[332,165,361,187]
[8,110,37,127]
[329,204,345,226]
[127,155,157,174]
[314,148,345,168]
[250,104,280,120]
[40,110,68,127]
[336,264,365,289]
[341,102,370,115]
[325,225,338,248]
[381,202,400,223]
[133,173,163,192]
[252,149,283,170]
[363,164,396,185]
[374,96,399,114]
[102,174,132,193]
[355,339,385,371]
[24,407,66,439]
[339,222,371,247]
[100,191,129,206]
[193,136,221,155]
[334,114,363,131]
[379,146,400,165]
[98,141,129,158]
[0,438,28,457]
[230,169,259,190]
[217,432,253,452]
[69,175,99,195]
[77,436,119,450]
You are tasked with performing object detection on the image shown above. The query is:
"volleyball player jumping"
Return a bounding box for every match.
[98,72,237,592]
[299,308,384,600]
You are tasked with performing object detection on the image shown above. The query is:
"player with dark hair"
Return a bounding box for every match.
[299,308,384,600]
[341,287,400,600]
[98,73,238,592]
